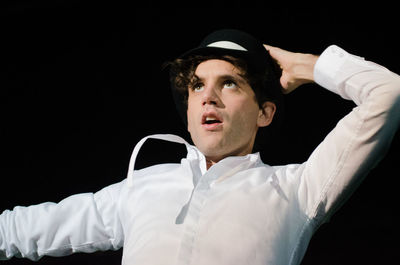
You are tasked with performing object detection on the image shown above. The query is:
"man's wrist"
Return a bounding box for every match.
[295,53,319,84]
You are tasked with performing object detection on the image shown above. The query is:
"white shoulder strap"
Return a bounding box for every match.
[126,134,190,187]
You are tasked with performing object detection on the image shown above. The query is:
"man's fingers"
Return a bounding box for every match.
[263,44,274,51]
[263,44,282,51]
[263,44,286,65]
[263,44,280,57]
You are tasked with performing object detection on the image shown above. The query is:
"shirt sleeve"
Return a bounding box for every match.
[0,180,125,261]
[298,45,400,224]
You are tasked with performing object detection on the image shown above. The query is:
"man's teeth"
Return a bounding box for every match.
[205,116,220,124]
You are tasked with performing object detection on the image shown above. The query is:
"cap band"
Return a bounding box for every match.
[207,41,247,51]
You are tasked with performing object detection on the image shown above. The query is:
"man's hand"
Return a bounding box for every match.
[264,45,319,94]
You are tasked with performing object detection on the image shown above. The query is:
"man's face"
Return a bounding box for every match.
[187,59,268,163]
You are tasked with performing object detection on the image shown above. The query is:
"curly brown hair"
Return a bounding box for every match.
[169,54,280,108]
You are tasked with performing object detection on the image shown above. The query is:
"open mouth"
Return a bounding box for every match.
[204,116,222,125]
[201,113,223,130]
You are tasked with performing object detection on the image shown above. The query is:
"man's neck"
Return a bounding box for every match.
[204,144,255,170]
[206,158,217,170]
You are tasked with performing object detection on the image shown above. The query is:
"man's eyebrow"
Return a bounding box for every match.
[218,74,247,84]
[191,74,201,82]
[192,74,247,84]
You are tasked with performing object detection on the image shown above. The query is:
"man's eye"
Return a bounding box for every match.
[223,80,237,89]
[192,83,204,92]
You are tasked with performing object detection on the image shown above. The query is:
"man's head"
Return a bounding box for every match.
[169,29,283,162]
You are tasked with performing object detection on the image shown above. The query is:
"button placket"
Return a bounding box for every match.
[176,174,212,265]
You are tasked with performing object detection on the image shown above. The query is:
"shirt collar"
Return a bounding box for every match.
[126,134,263,187]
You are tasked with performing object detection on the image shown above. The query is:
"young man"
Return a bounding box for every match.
[1,29,399,265]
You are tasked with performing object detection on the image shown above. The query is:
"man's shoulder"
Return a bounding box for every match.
[270,162,305,178]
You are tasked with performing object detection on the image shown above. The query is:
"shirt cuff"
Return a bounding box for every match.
[314,45,352,95]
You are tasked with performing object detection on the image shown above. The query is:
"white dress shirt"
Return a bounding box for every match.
[1,45,400,265]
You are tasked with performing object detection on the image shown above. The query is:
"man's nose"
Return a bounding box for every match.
[202,86,220,106]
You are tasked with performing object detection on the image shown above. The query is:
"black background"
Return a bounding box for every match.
[1,2,399,264]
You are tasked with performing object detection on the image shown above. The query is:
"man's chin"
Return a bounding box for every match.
[196,142,227,160]
[194,136,255,163]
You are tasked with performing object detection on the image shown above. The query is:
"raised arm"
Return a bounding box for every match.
[0,181,124,261]
[267,44,400,223]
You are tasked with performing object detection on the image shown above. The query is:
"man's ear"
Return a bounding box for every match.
[257,101,276,127]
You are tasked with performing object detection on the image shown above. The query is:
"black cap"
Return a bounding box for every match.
[171,29,284,151]
[181,29,272,72]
